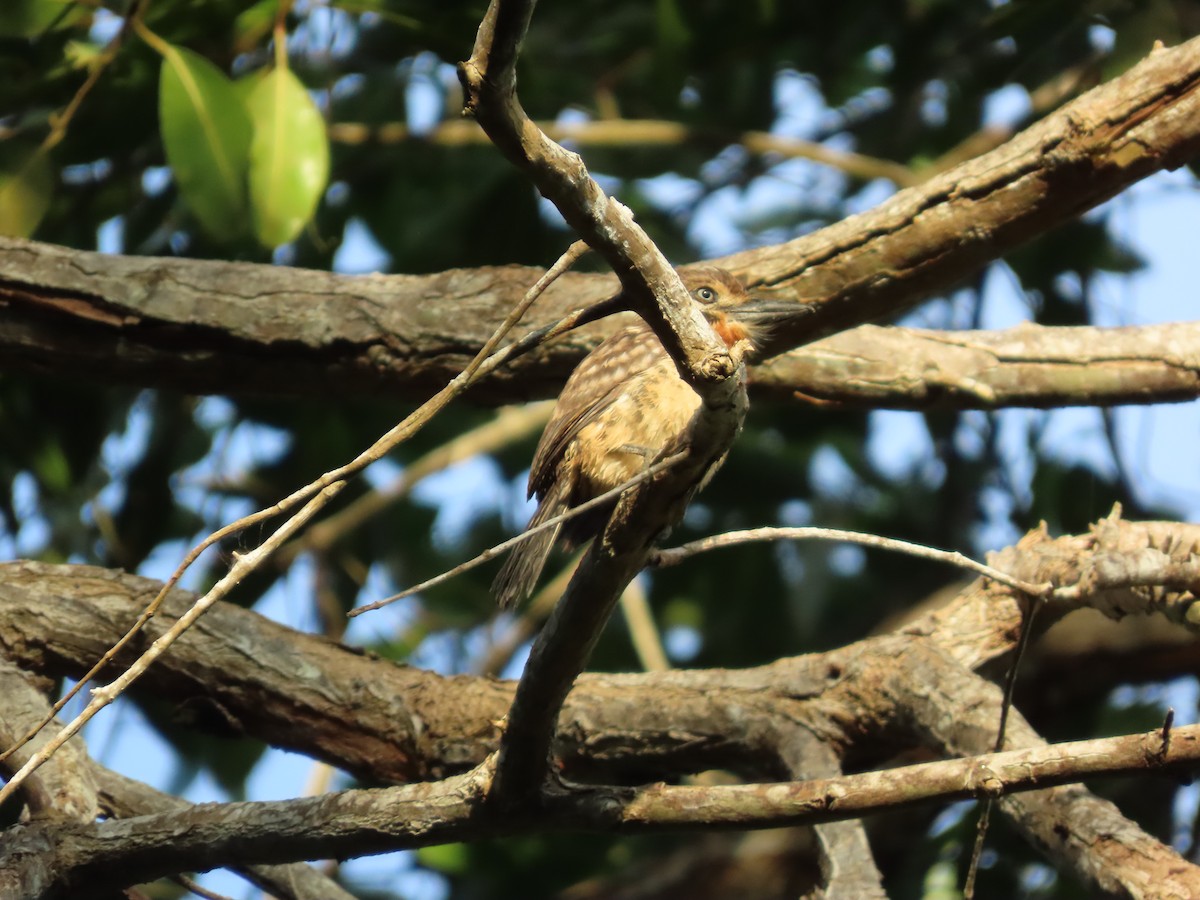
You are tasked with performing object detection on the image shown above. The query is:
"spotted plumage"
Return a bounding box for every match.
[492,267,759,610]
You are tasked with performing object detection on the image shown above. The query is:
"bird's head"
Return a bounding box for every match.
[680,266,795,352]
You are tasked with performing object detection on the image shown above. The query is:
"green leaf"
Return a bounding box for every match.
[0,146,53,238]
[245,67,330,248]
[33,441,70,492]
[418,843,470,874]
[0,0,86,38]
[158,45,253,240]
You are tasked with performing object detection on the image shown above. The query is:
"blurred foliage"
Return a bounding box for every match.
[2,0,1198,897]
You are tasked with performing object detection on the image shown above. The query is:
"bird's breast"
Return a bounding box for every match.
[572,358,703,500]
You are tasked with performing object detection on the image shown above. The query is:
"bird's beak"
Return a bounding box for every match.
[733,295,809,359]
[740,296,803,329]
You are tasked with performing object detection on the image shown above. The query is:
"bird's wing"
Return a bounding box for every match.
[528,322,669,500]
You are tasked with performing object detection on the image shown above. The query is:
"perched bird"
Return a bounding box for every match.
[492,266,772,610]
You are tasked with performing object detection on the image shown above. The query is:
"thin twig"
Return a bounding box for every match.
[0,240,589,766]
[348,452,688,616]
[650,527,1053,598]
[44,0,147,154]
[964,594,1041,899]
[276,402,553,566]
[0,482,343,808]
[0,1,147,222]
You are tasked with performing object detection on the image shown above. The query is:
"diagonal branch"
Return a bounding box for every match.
[460,3,734,388]
[7,41,1200,403]
[726,37,1200,355]
[0,656,354,900]
[460,0,749,801]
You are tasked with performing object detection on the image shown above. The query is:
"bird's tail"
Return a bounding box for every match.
[492,479,571,611]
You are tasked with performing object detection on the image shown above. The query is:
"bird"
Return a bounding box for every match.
[492,266,770,610]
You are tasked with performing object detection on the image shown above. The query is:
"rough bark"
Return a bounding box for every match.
[4,38,1200,407]
[3,524,1199,897]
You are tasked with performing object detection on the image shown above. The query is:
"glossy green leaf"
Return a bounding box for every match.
[0,146,53,238]
[0,0,85,37]
[245,67,330,248]
[158,45,253,240]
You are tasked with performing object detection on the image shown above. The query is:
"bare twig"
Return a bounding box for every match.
[278,401,553,566]
[0,238,596,785]
[0,240,589,766]
[44,0,147,154]
[0,482,343,808]
[650,526,1053,597]
[173,875,233,900]
[964,595,1041,899]
[348,452,688,616]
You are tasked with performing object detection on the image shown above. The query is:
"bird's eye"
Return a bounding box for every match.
[695,286,717,303]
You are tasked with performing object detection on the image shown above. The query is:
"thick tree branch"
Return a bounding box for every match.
[4,40,1200,406]
[726,37,1200,355]
[875,640,1199,898]
[4,718,1199,898]
[6,520,1200,897]
[3,238,1199,409]
[5,511,1196,783]
[0,659,96,824]
[779,732,887,899]
[905,512,1200,673]
[753,322,1200,409]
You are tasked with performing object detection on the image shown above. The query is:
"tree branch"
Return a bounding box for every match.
[328,117,919,185]
[460,0,749,802]
[461,1,735,388]
[728,37,1200,355]
[0,658,96,824]
[0,656,354,900]
[5,512,1199,896]
[4,718,1199,898]
[5,39,1200,406]
[753,321,1200,409]
[875,640,1199,898]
